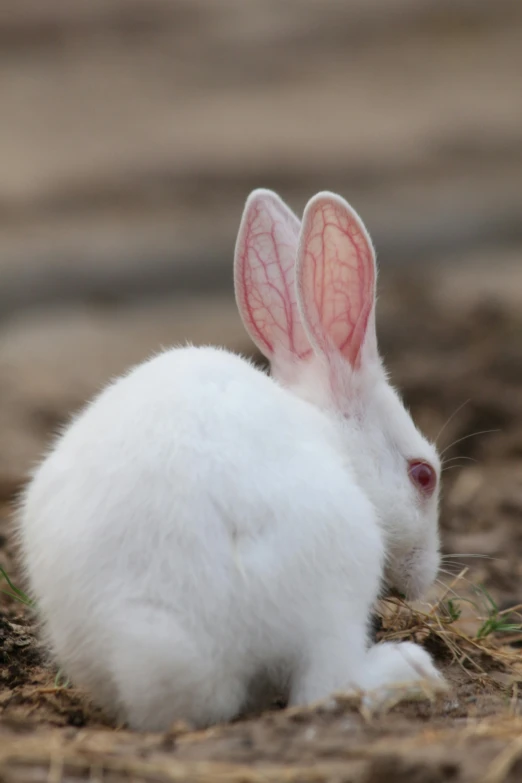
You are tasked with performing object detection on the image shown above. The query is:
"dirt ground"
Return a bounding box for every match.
[1,261,522,782]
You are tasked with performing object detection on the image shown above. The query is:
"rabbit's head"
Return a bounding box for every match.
[234,189,440,600]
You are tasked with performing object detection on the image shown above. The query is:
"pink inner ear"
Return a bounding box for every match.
[297,196,375,367]
[235,192,312,361]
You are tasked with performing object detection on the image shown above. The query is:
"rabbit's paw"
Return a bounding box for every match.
[360,641,447,710]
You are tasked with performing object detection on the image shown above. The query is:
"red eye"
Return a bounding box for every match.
[408,460,437,497]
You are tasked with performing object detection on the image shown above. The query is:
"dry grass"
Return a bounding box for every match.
[378,571,522,690]
[1,574,522,783]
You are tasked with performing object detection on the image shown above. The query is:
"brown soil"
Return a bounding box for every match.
[1,271,522,783]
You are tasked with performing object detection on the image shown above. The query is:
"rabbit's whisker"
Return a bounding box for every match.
[434,399,470,447]
[441,554,495,561]
[440,429,500,458]
[442,456,477,466]
[441,464,468,474]
[437,568,476,589]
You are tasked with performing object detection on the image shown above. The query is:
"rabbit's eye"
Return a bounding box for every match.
[408,460,437,497]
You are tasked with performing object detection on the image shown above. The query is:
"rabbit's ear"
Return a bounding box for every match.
[296,192,377,370]
[234,189,312,362]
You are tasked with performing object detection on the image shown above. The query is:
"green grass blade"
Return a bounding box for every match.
[0,566,33,607]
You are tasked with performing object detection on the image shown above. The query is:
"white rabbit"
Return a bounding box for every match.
[17,189,444,732]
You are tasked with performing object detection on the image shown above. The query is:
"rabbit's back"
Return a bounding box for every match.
[19,346,382,727]
[22,345,373,604]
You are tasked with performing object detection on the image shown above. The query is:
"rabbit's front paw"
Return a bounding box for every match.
[360,641,446,708]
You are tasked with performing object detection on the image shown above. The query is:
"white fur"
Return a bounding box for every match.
[19,347,384,729]
[17,189,443,731]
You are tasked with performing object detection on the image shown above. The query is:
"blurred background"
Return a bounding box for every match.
[0,0,521,529]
